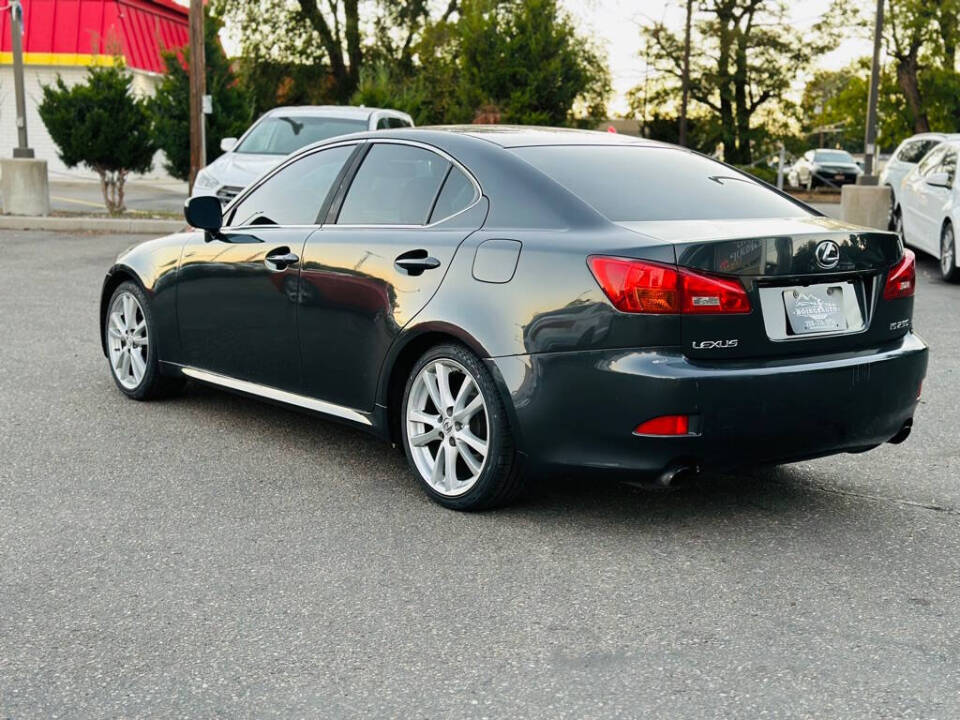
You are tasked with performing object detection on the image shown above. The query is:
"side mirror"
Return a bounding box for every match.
[184,195,223,232]
[926,171,951,188]
[220,137,237,152]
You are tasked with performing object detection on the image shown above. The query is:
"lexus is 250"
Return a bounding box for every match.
[100,127,928,510]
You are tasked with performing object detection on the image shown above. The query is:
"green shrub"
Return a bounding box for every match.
[39,64,155,214]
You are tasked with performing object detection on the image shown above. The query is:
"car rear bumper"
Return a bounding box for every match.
[488,333,928,475]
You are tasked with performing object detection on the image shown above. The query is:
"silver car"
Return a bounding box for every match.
[192,105,414,204]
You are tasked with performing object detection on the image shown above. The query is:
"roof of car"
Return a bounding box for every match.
[419,125,669,148]
[263,105,409,119]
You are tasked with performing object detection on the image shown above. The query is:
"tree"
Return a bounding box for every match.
[357,0,609,126]
[800,63,912,153]
[639,0,846,164]
[149,8,250,182]
[214,0,447,111]
[885,0,960,133]
[38,65,155,214]
[453,0,609,125]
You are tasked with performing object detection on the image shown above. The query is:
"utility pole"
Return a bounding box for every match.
[679,0,693,147]
[861,0,884,183]
[188,0,206,192]
[10,0,33,158]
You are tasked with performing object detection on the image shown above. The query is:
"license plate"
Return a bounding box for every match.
[783,285,847,334]
[834,173,845,180]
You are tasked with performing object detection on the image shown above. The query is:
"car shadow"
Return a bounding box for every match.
[170,381,875,531]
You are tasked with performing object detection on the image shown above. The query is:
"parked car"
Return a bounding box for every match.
[881,133,960,220]
[101,128,927,510]
[787,148,863,189]
[895,139,960,282]
[191,105,414,205]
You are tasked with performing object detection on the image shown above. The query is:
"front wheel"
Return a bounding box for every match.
[941,223,960,283]
[401,343,524,510]
[104,281,183,400]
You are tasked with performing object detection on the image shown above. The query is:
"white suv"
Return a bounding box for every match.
[192,106,414,204]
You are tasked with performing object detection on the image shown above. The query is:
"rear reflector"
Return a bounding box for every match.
[634,415,690,436]
[588,256,750,314]
[883,249,916,300]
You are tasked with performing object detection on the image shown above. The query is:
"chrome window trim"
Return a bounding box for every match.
[222,137,482,232]
[178,366,373,426]
[333,138,483,228]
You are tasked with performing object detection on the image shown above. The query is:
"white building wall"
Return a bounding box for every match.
[0,64,173,181]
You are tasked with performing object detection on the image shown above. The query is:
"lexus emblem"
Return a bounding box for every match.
[815,240,840,269]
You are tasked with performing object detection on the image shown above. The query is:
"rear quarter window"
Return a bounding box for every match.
[511,145,810,222]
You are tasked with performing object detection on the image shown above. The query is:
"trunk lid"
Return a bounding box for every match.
[618,217,911,361]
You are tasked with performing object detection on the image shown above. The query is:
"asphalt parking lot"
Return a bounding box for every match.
[1,229,958,718]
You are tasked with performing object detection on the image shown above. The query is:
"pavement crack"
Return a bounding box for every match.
[783,478,960,517]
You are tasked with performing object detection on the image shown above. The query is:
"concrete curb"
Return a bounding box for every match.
[0,215,184,234]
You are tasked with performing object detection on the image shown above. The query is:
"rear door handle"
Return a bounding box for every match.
[265,247,299,271]
[395,250,441,276]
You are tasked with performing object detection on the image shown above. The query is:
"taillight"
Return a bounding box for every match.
[883,249,916,300]
[587,256,750,314]
[679,268,752,314]
[634,415,690,436]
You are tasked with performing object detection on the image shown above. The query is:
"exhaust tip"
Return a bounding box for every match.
[656,463,700,488]
[887,418,913,445]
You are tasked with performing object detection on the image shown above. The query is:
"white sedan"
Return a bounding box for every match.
[881,133,960,221]
[896,140,960,282]
[192,105,414,205]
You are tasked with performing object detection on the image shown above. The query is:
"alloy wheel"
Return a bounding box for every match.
[107,291,149,389]
[942,225,956,277]
[405,358,489,497]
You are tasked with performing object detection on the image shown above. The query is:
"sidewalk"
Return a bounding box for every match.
[46,175,187,215]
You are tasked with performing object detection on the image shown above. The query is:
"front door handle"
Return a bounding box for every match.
[395,249,441,276]
[265,247,299,271]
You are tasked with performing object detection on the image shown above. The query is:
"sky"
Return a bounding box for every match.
[561,0,876,115]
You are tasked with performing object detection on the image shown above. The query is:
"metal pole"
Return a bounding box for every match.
[679,0,693,147]
[188,0,206,191]
[861,0,884,183]
[777,143,785,190]
[10,0,33,158]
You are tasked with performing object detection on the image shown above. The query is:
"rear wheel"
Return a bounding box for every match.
[104,281,183,400]
[941,222,960,283]
[401,343,523,510]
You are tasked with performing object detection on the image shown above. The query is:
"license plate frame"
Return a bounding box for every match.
[783,284,848,335]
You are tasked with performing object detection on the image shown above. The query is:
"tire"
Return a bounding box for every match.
[103,281,183,400]
[886,188,897,231]
[941,222,960,283]
[893,207,904,240]
[400,343,524,510]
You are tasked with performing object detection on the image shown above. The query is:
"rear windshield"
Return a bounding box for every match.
[511,145,810,222]
[236,116,367,155]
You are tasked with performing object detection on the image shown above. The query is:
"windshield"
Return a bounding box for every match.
[511,145,810,222]
[814,150,856,164]
[235,116,367,155]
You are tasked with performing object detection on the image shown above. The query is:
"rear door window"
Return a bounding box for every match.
[512,145,809,222]
[338,143,449,225]
[940,151,957,186]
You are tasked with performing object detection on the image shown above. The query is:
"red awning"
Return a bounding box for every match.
[1,0,189,74]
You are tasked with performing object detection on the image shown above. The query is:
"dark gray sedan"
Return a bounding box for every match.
[100,127,927,510]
